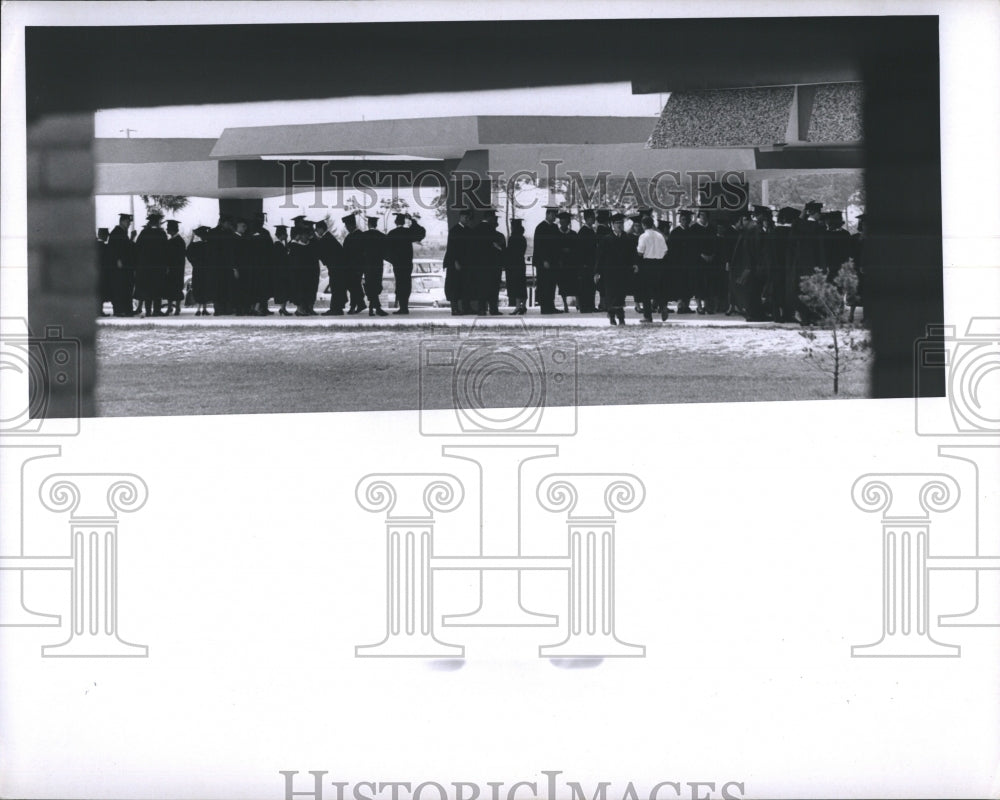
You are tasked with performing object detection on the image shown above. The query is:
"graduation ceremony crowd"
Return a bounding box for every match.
[444,201,863,325]
[97,209,426,318]
[95,200,863,325]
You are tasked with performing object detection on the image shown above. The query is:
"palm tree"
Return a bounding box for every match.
[141,194,190,218]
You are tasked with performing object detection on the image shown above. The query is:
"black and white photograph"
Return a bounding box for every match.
[2,2,998,799]
[20,12,947,417]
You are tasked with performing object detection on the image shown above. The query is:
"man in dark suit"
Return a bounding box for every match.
[288,221,319,316]
[385,212,426,315]
[163,219,187,316]
[207,213,237,315]
[134,210,168,318]
[822,210,852,280]
[667,209,696,314]
[789,201,826,324]
[691,210,718,314]
[341,213,367,314]
[361,215,388,316]
[107,212,134,316]
[775,207,800,322]
[575,208,598,313]
[247,212,274,316]
[271,224,292,316]
[504,218,528,314]
[232,217,254,316]
[594,209,612,311]
[595,212,639,326]
[96,227,111,317]
[188,225,212,316]
[471,208,505,315]
[532,206,561,314]
[443,208,476,315]
[553,210,579,313]
[314,219,346,316]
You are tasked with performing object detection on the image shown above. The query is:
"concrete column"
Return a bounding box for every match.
[26,113,97,419]
[446,150,491,229]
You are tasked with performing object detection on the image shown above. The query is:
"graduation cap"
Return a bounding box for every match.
[610,212,626,223]
[146,209,164,221]
[366,216,380,228]
[165,219,180,232]
[804,201,823,214]
[543,205,560,213]
[341,213,358,226]
[274,224,288,234]
[777,206,801,224]
[510,218,524,228]
[596,209,611,222]
[118,212,133,221]
[97,227,109,237]
[193,225,212,237]
[253,211,267,221]
[581,208,597,219]
[752,205,773,218]
[556,210,572,220]
[394,212,409,224]
[824,210,844,226]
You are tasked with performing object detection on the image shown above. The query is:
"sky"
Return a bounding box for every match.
[94,82,665,138]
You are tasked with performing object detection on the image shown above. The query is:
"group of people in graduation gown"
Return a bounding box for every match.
[97,211,189,317]
[271,211,426,317]
[97,209,427,319]
[443,208,538,316]
[718,202,862,323]
[443,206,605,317]
[249,211,426,317]
[97,200,862,324]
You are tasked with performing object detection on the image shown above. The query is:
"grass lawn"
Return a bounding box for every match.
[95,323,870,416]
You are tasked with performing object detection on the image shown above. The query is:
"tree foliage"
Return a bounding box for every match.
[798,262,870,395]
[141,194,190,215]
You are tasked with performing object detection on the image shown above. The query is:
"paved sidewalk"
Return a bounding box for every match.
[98,307,804,330]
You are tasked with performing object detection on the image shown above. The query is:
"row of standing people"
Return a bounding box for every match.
[97,210,426,317]
[441,202,863,325]
[98,202,861,323]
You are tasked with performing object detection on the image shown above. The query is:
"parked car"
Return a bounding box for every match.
[388,259,449,308]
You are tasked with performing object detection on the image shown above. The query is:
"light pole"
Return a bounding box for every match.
[120,128,137,225]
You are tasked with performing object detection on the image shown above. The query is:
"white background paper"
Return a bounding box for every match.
[2,2,999,799]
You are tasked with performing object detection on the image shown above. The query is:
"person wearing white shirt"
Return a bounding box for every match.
[635,216,668,322]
